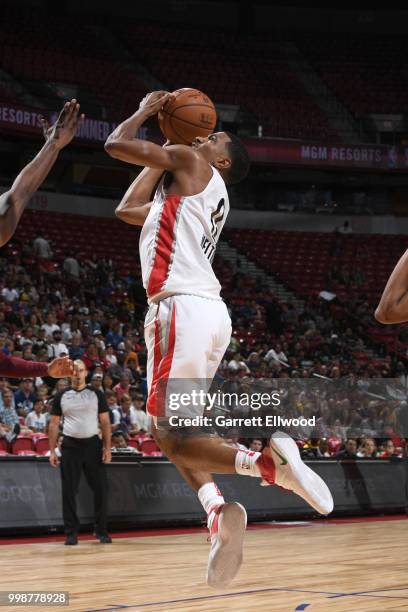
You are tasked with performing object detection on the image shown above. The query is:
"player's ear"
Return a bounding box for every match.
[214,156,231,171]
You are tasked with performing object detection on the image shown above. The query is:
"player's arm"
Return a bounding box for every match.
[104,91,198,171]
[375,248,408,324]
[115,167,163,226]
[115,140,174,226]
[0,352,73,378]
[0,100,84,247]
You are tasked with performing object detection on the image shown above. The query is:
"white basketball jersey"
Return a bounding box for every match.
[139,166,229,303]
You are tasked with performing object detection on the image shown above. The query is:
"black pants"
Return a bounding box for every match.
[60,435,108,535]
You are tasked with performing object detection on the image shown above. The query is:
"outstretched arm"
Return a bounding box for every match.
[0,353,74,378]
[375,248,408,324]
[0,100,84,247]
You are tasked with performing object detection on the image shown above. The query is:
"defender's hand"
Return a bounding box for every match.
[139,91,173,117]
[47,356,74,378]
[40,99,85,149]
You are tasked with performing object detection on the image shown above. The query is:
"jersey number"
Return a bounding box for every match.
[210,198,226,241]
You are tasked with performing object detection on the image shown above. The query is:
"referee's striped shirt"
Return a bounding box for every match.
[51,386,108,439]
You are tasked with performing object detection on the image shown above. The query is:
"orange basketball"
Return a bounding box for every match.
[158,88,217,145]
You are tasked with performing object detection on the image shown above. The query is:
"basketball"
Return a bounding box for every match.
[158,88,217,145]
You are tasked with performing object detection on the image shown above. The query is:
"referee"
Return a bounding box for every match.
[48,360,112,545]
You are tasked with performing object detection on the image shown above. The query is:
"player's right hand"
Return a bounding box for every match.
[47,356,74,378]
[49,451,59,467]
[139,91,173,117]
[40,99,85,149]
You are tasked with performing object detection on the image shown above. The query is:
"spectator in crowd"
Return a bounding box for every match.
[42,313,60,339]
[357,437,377,458]
[2,281,19,303]
[14,378,36,416]
[25,399,48,432]
[105,344,117,367]
[264,343,288,366]
[317,438,331,457]
[228,353,250,374]
[378,439,400,458]
[91,372,104,392]
[130,392,149,433]
[111,430,141,454]
[248,438,263,452]
[105,390,121,431]
[336,438,358,460]
[105,320,123,349]
[33,233,52,259]
[114,374,131,402]
[69,335,84,360]
[0,389,21,440]
[118,394,139,436]
[63,252,81,278]
[102,373,114,392]
[47,330,69,359]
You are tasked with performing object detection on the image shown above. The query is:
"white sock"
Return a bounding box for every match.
[235,449,261,477]
[198,482,225,516]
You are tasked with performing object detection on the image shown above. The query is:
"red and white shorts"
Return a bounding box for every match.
[144,294,231,418]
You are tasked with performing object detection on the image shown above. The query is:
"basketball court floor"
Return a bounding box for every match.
[1,516,408,612]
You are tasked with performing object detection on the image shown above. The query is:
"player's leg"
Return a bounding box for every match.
[149,296,247,587]
[144,301,227,541]
[153,423,333,514]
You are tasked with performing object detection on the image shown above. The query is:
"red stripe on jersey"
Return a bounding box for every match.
[147,195,182,297]
[147,303,176,417]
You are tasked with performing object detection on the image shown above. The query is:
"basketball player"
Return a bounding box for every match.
[375,248,408,323]
[0,99,82,379]
[106,91,333,587]
[0,99,84,247]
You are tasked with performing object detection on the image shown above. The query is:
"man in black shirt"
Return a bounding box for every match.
[49,360,112,545]
[335,438,358,460]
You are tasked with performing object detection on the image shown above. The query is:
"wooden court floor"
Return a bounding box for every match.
[1,517,408,612]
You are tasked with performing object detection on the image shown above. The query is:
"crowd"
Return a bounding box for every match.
[0,231,407,459]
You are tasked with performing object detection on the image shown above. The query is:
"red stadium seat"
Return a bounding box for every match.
[11,436,34,454]
[127,438,140,450]
[139,439,160,455]
[0,438,8,452]
[34,436,50,454]
[17,450,37,456]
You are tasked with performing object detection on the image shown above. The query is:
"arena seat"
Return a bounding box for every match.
[34,436,50,454]
[297,33,408,116]
[139,439,160,455]
[11,436,34,454]
[127,438,140,450]
[0,438,8,452]
[17,450,37,456]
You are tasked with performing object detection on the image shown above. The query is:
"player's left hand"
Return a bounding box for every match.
[40,99,85,149]
[47,356,74,378]
[139,91,173,117]
[102,448,112,464]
